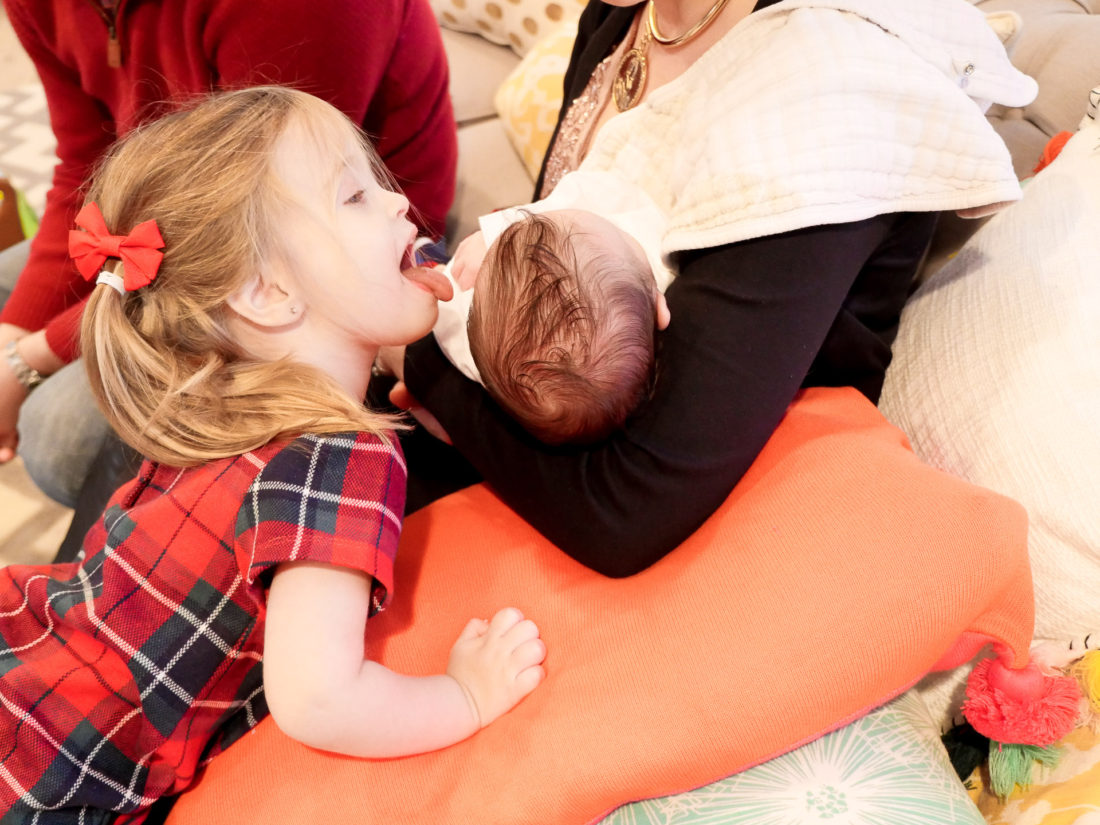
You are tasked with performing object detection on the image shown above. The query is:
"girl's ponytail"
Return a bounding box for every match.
[81,270,164,456]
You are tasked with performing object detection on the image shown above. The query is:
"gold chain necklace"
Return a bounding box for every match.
[613,0,732,112]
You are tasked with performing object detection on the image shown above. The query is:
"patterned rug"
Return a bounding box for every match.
[0,83,55,215]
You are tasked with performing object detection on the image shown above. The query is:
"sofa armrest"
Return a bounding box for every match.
[441,28,534,249]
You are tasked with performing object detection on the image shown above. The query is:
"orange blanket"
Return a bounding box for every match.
[168,387,1033,824]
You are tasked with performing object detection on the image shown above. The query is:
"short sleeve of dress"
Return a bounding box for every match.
[234,432,406,612]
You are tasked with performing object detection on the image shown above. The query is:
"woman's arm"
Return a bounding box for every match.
[263,562,545,758]
[207,0,456,237]
[0,2,117,343]
[404,213,933,575]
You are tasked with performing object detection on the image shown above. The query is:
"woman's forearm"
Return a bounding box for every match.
[0,5,113,333]
[403,340,739,575]
[405,216,914,574]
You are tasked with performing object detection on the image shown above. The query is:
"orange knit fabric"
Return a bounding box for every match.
[168,387,1033,825]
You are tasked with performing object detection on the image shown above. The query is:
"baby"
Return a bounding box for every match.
[433,170,672,445]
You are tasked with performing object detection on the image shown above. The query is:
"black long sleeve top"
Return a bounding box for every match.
[403,1,938,576]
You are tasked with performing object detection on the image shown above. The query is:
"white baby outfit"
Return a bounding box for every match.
[433,170,671,383]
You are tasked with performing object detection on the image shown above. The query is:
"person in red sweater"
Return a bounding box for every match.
[0,0,457,516]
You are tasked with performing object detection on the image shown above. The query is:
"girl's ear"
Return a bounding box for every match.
[226,273,300,328]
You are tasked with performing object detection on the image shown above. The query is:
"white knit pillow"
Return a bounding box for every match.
[880,119,1100,653]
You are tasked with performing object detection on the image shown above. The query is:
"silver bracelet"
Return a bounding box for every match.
[4,339,45,391]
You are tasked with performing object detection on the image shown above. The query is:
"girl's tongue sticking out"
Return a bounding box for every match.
[403,264,454,301]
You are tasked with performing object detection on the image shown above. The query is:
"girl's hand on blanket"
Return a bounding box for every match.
[447,607,546,728]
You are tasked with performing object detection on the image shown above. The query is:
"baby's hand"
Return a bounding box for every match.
[388,381,452,445]
[450,231,488,291]
[447,607,546,728]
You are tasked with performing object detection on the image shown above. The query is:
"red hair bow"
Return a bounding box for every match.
[68,202,165,291]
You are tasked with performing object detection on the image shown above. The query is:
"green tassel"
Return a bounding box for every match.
[988,742,1062,799]
[16,187,39,239]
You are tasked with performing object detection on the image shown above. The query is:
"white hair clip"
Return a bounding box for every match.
[95,270,127,296]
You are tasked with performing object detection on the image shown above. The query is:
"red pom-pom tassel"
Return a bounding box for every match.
[963,657,1081,745]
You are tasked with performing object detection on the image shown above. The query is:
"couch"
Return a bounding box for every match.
[441,0,1100,258]
[162,3,1100,823]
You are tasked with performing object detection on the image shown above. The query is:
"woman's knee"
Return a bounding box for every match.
[0,238,31,309]
[18,360,112,507]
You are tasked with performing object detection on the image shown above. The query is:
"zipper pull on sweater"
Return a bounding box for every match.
[92,0,122,67]
[106,25,121,67]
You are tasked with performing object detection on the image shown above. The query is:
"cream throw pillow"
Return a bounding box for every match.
[494,18,577,179]
[431,0,584,56]
[880,119,1100,652]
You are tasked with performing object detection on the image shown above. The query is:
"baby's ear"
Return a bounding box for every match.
[655,291,671,331]
[226,273,299,328]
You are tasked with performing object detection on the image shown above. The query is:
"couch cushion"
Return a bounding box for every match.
[919,0,1100,277]
[880,118,1100,726]
[976,0,1100,175]
[494,18,577,179]
[441,28,520,126]
[448,117,533,248]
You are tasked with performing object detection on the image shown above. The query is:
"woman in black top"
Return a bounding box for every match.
[389,0,1032,576]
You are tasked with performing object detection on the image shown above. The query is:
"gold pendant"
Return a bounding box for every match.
[613,47,648,112]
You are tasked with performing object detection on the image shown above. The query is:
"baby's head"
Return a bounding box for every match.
[468,209,665,445]
[78,85,404,465]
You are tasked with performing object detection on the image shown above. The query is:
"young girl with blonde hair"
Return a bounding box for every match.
[0,85,545,824]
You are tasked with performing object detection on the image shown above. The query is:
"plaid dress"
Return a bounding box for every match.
[0,431,405,824]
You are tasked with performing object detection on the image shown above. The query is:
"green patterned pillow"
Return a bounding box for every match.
[601,691,984,825]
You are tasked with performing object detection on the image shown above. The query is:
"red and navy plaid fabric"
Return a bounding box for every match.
[0,432,404,824]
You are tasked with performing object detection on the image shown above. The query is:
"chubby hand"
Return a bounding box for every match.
[447,607,546,729]
[450,231,488,291]
[389,380,452,444]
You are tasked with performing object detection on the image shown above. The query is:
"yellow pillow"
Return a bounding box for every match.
[432,0,584,57]
[494,19,577,180]
[969,725,1100,823]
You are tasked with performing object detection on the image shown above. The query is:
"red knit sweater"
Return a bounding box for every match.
[1,0,457,361]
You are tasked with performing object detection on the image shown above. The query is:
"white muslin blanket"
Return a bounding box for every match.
[579,0,1039,255]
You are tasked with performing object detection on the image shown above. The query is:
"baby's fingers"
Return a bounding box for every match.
[501,616,540,646]
[512,636,546,672]
[486,607,525,637]
[513,662,546,697]
[456,617,489,643]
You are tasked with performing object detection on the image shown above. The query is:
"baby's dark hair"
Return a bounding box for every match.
[467,212,657,445]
